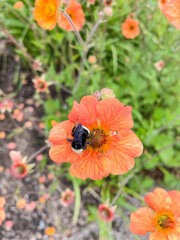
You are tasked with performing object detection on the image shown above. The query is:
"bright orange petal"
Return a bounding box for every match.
[68,96,98,126]
[0,197,5,208]
[70,150,110,180]
[0,209,5,221]
[107,130,143,175]
[49,144,79,163]
[144,188,172,213]
[108,150,135,175]
[149,231,168,240]
[49,120,74,145]
[97,98,134,130]
[168,190,180,217]
[129,207,155,235]
[115,129,143,157]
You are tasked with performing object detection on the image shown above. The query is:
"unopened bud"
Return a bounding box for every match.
[93,91,101,100]
[60,0,71,10]
[100,88,115,99]
[103,7,113,17]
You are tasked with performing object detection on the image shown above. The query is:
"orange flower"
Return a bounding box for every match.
[121,18,140,39]
[10,151,31,179]
[16,198,26,209]
[129,188,180,239]
[34,78,48,92]
[0,197,6,225]
[33,0,60,30]
[61,188,74,206]
[13,1,24,9]
[98,202,116,222]
[162,0,180,30]
[58,0,85,31]
[45,226,56,236]
[103,0,113,7]
[158,0,169,10]
[0,131,6,139]
[49,96,143,180]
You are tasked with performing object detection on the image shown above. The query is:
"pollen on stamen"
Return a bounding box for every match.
[88,128,111,154]
[155,211,176,233]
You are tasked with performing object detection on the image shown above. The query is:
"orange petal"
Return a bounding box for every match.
[144,188,172,213]
[149,231,169,240]
[108,149,135,175]
[129,207,155,235]
[70,150,110,180]
[97,98,133,130]
[68,96,98,126]
[0,197,5,207]
[115,129,143,157]
[49,144,79,164]
[108,130,143,175]
[49,120,74,145]
[168,190,180,217]
[0,209,5,221]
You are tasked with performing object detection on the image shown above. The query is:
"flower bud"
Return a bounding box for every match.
[60,0,71,10]
[100,88,115,99]
[103,7,113,17]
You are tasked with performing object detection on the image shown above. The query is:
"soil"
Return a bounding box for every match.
[0,43,148,240]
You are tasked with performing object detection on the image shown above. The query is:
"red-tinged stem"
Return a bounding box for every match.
[73,19,103,94]
[62,11,85,47]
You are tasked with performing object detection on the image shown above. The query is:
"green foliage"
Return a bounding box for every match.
[1,0,180,231]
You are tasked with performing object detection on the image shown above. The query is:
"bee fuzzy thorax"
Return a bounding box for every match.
[68,124,90,153]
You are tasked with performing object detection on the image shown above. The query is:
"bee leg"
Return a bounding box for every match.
[67,134,73,142]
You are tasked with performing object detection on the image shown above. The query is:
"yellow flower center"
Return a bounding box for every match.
[88,127,111,153]
[101,208,111,218]
[16,164,26,174]
[44,4,57,17]
[155,211,176,233]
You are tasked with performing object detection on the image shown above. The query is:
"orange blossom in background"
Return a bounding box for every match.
[48,95,143,180]
[162,0,180,30]
[58,0,85,31]
[130,188,180,239]
[121,18,140,39]
[33,0,85,31]
[158,0,169,10]
[0,197,6,225]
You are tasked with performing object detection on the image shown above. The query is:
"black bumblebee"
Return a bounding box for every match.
[67,123,90,153]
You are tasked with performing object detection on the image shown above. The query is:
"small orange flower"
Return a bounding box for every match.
[39,175,46,183]
[13,1,24,9]
[33,0,60,30]
[0,131,6,139]
[162,0,180,30]
[45,226,56,236]
[121,18,140,39]
[0,99,13,113]
[39,196,46,204]
[98,202,116,222]
[0,197,6,225]
[49,96,143,180]
[58,0,85,31]
[10,151,31,179]
[16,198,26,209]
[129,188,180,239]
[103,0,113,7]
[34,78,48,92]
[158,0,169,10]
[61,188,74,206]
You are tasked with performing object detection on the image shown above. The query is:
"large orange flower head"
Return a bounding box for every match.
[49,96,143,180]
[162,0,180,30]
[121,18,140,39]
[158,0,170,10]
[33,0,61,30]
[58,0,85,31]
[130,188,180,239]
